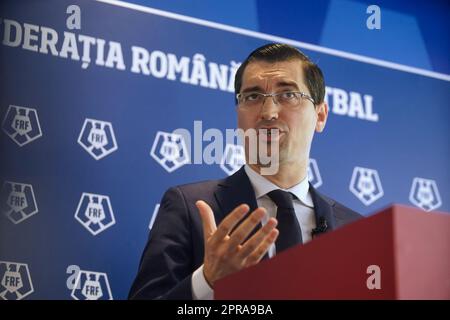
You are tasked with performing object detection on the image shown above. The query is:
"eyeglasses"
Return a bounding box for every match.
[236,91,315,109]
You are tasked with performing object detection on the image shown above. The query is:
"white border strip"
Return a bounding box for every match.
[97,0,450,82]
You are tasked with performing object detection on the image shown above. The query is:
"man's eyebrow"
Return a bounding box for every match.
[240,86,263,93]
[240,81,300,94]
[275,81,299,89]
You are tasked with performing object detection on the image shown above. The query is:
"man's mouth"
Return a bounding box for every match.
[258,128,284,142]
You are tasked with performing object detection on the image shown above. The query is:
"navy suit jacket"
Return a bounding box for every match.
[128,167,362,299]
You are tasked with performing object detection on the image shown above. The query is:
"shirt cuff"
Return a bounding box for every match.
[191,264,214,300]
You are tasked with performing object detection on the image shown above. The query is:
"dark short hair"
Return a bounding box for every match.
[234,43,325,105]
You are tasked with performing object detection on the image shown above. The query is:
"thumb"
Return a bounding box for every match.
[195,200,217,240]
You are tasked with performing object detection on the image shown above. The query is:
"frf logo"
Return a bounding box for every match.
[350,167,383,206]
[78,118,118,160]
[1,181,38,224]
[74,193,116,235]
[308,158,323,188]
[2,105,42,146]
[409,178,442,212]
[220,144,245,176]
[150,131,190,173]
[71,269,113,300]
[0,261,34,300]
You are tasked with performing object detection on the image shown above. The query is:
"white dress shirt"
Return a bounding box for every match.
[192,165,317,300]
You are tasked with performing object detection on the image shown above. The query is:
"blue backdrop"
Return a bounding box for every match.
[0,0,448,299]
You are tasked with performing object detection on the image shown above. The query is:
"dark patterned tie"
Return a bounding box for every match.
[267,190,303,253]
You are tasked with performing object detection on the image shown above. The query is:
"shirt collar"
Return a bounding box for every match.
[244,164,314,208]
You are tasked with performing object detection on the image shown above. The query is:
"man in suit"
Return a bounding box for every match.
[129,43,362,300]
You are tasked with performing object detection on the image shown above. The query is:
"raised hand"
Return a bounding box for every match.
[195,200,279,287]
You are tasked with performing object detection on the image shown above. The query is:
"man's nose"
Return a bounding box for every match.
[260,96,280,120]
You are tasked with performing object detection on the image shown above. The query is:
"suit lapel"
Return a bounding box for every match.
[309,184,337,233]
[214,166,258,223]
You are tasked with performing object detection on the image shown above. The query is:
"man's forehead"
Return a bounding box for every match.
[242,60,305,88]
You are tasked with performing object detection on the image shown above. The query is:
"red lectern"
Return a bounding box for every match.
[214,205,450,299]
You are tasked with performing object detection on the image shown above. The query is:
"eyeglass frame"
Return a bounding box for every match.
[236,91,316,108]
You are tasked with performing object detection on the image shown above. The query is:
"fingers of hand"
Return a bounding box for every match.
[237,217,277,259]
[245,227,279,266]
[209,204,249,246]
[226,207,267,249]
[196,200,217,238]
